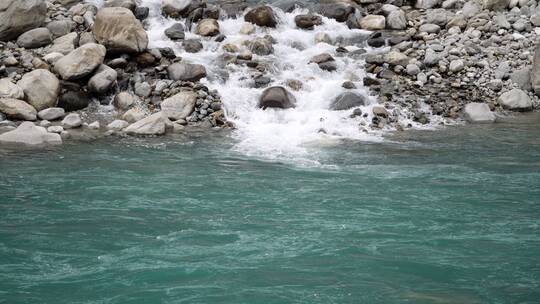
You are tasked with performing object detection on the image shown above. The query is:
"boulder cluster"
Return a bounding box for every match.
[0,0,227,147]
[0,0,539,147]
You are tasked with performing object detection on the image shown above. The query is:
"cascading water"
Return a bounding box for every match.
[90,0,445,161]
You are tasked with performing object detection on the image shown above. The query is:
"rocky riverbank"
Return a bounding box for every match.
[0,0,538,147]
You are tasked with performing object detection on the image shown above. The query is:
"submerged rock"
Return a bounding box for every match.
[464,103,496,123]
[0,122,61,146]
[244,6,277,28]
[259,86,296,109]
[330,92,367,111]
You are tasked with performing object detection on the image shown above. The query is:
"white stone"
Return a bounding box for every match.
[0,122,61,146]
[464,103,496,123]
[62,113,82,129]
[107,119,129,131]
[498,89,533,111]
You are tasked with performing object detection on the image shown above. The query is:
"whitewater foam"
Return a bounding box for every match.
[90,1,448,161]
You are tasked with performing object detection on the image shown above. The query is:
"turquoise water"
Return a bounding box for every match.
[1,114,540,304]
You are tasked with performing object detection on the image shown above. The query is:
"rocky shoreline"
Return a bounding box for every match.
[0,0,538,147]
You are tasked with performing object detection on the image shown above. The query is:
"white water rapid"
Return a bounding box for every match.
[90,0,446,161]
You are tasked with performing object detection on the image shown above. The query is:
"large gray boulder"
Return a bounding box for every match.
[259,86,296,109]
[0,98,37,121]
[531,43,540,96]
[88,64,117,95]
[17,69,60,111]
[0,122,61,146]
[162,0,192,18]
[54,43,106,80]
[167,62,207,82]
[125,112,172,135]
[330,92,367,110]
[161,91,197,120]
[0,79,24,99]
[498,89,533,111]
[386,10,407,30]
[463,103,496,123]
[93,7,148,53]
[0,0,47,41]
[16,27,52,49]
[244,6,277,28]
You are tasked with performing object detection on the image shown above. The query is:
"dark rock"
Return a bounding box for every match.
[183,39,203,53]
[134,6,150,20]
[318,61,337,72]
[259,86,296,109]
[330,92,367,110]
[58,90,91,112]
[319,4,354,22]
[309,53,334,64]
[245,6,277,27]
[165,23,185,40]
[254,75,271,88]
[159,47,176,59]
[342,81,356,89]
[367,32,385,48]
[295,14,322,29]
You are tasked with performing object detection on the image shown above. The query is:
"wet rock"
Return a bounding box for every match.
[315,32,332,44]
[125,112,172,135]
[93,7,148,53]
[122,107,147,122]
[134,82,151,97]
[259,86,296,109]
[167,62,207,82]
[318,61,338,72]
[244,6,277,28]
[161,91,197,120]
[0,0,47,41]
[295,14,322,30]
[107,119,129,131]
[0,79,24,99]
[16,28,52,49]
[249,37,274,56]
[196,19,220,37]
[54,43,106,80]
[18,69,60,111]
[415,0,441,9]
[135,6,150,20]
[37,107,65,121]
[0,122,61,146]
[498,89,533,111]
[330,92,367,111]
[360,15,386,30]
[0,98,37,121]
[319,4,354,22]
[88,64,117,95]
[62,113,82,129]
[57,90,91,112]
[239,23,256,35]
[183,39,203,53]
[254,75,271,88]
[464,103,496,123]
[165,23,185,40]
[162,0,192,18]
[114,92,136,110]
[286,79,303,91]
[372,106,389,117]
